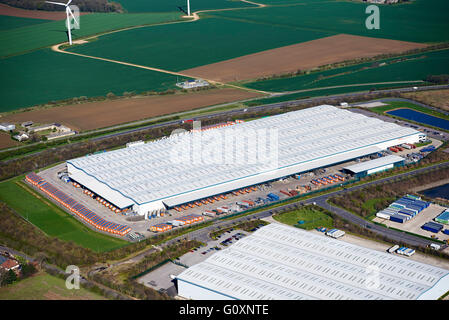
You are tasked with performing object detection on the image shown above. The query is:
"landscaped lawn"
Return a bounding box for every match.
[273,206,333,230]
[0,271,105,300]
[370,101,449,120]
[0,177,129,252]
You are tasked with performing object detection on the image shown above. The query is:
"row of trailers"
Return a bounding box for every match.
[149,214,204,233]
[173,187,259,212]
[376,194,429,223]
[388,143,416,153]
[387,245,415,257]
[80,187,127,215]
[310,174,345,187]
[26,173,131,236]
[71,181,129,215]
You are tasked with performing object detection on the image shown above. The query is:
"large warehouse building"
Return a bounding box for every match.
[66,105,424,217]
[176,223,449,300]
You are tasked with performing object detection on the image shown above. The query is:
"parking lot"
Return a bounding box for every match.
[136,261,185,294]
[137,228,256,295]
[176,229,250,267]
[373,203,449,242]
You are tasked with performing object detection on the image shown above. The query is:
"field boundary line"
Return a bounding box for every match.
[270,80,425,95]
[50,0,271,95]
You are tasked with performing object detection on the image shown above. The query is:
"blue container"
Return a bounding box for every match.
[399,209,415,217]
[390,214,407,223]
[421,222,443,233]
[267,193,279,201]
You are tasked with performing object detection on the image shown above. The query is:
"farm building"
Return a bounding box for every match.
[175,223,449,300]
[66,105,423,217]
[342,155,405,177]
[0,122,15,132]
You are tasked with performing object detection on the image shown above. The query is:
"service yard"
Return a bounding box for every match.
[373,203,449,243]
[309,228,449,270]
[36,163,152,238]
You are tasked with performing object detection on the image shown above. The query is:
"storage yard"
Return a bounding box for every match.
[29,104,443,239]
[175,223,449,300]
[373,199,449,243]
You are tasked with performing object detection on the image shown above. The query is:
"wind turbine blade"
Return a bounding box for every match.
[67,6,79,28]
[66,0,72,6]
[45,1,66,6]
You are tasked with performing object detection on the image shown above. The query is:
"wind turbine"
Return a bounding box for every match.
[45,0,79,45]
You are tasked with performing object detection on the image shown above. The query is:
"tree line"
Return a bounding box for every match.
[331,166,449,219]
[1,0,123,13]
[89,240,201,300]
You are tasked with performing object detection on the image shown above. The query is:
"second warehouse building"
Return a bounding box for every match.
[66,105,425,217]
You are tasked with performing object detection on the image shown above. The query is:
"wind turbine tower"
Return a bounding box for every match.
[187,0,191,16]
[45,0,79,45]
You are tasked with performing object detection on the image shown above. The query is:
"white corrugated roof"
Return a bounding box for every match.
[67,105,420,207]
[176,223,449,300]
[343,155,405,174]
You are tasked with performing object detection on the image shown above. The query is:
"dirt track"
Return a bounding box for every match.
[181,34,428,83]
[2,88,262,131]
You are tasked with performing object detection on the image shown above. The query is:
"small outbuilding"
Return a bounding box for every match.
[0,123,15,132]
[343,155,405,177]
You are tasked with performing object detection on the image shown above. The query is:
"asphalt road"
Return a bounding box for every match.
[163,161,449,249]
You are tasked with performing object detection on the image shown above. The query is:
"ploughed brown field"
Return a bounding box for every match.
[2,88,262,131]
[0,132,19,149]
[181,34,428,83]
[0,3,89,20]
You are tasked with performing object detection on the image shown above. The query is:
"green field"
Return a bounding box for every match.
[116,0,253,13]
[0,272,105,300]
[210,0,449,43]
[245,82,422,106]
[370,101,449,120]
[0,177,128,252]
[244,49,449,92]
[68,16,331,71]
[0,48,188,112]
[0,12,183,57]
[0,15,49,31]
[2,0,449,113]
[66,0,449,78]
[273,206,333,230]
